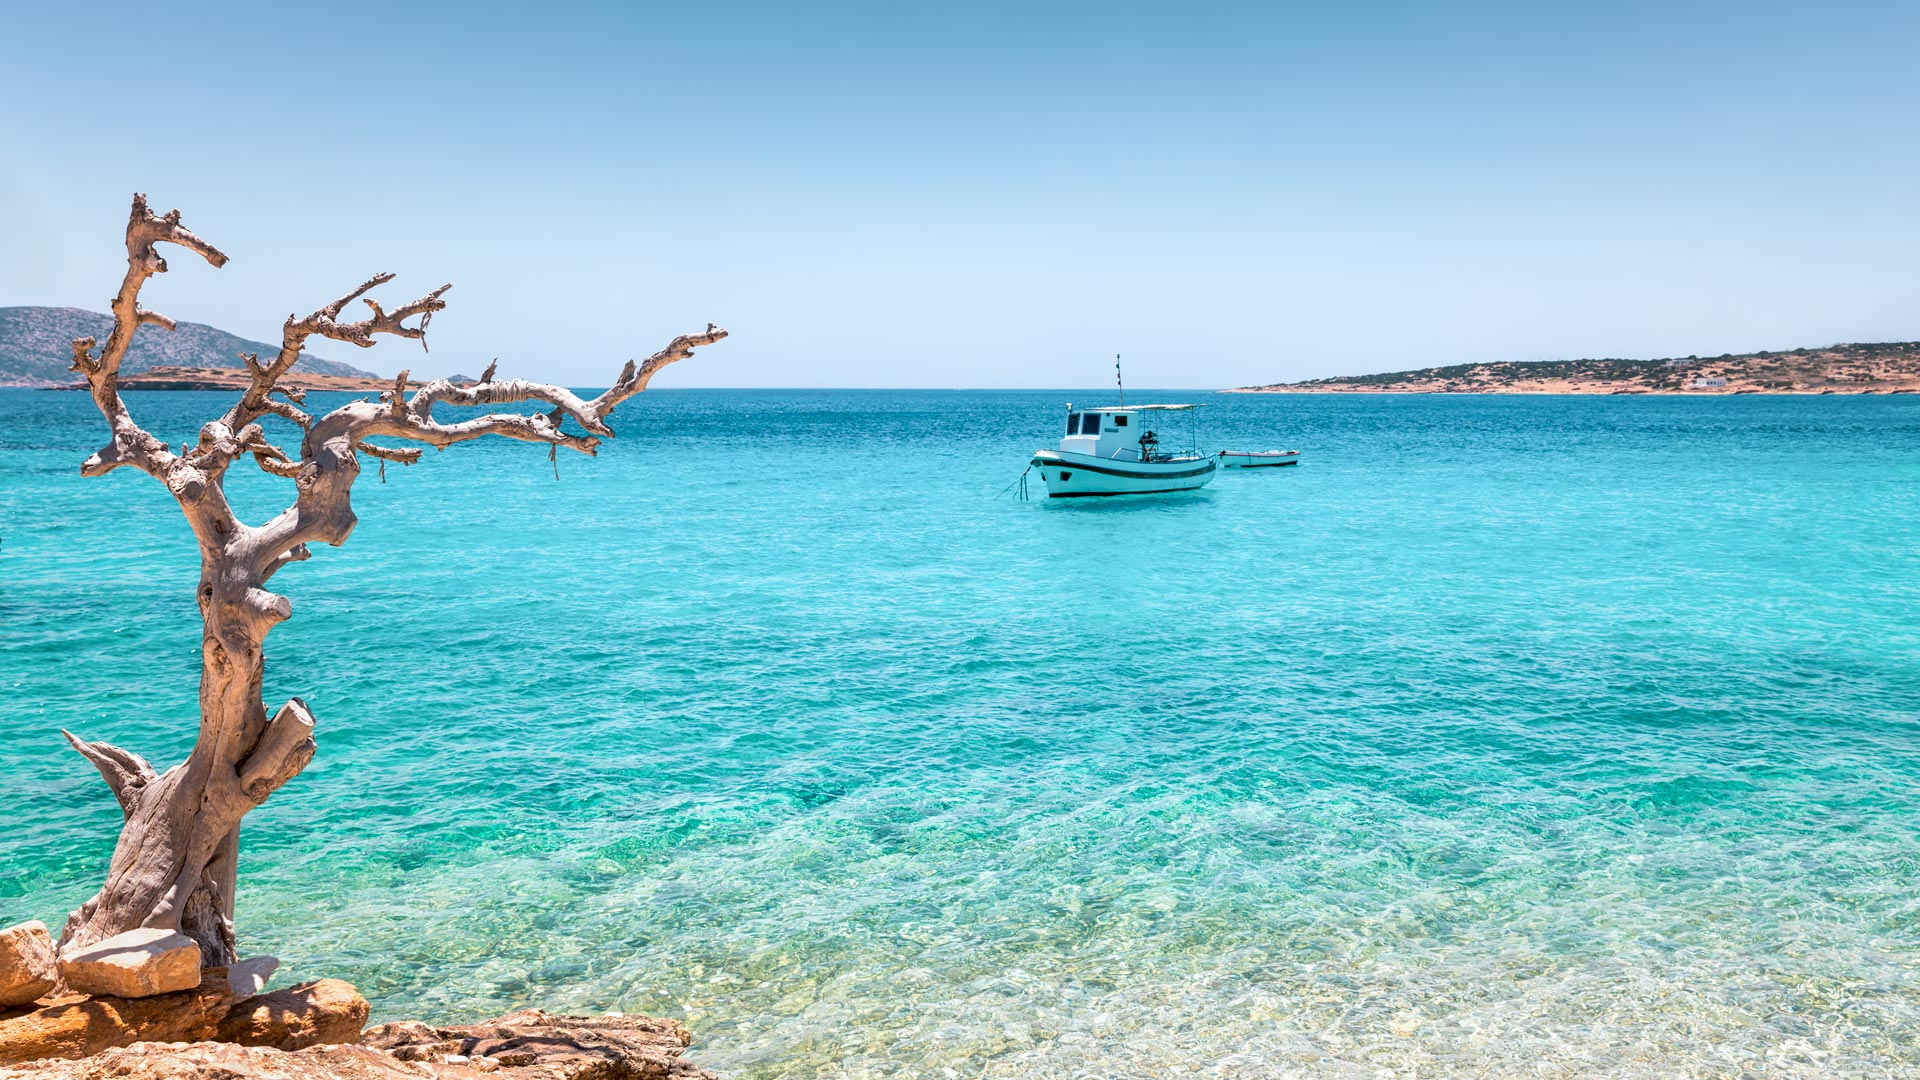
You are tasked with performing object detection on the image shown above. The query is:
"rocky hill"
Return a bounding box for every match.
[0,307,376,388]
[1233,342,1920,394]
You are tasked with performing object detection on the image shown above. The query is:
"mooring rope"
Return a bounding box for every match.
[997,463,1033,501]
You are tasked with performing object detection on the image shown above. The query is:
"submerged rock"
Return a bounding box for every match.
[58,931,199,1000]
[362,1008,714,1077]
[0,925,58,1008]
[216,980,368,1051]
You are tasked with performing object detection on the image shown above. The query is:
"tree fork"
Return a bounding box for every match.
[60,193,724,965]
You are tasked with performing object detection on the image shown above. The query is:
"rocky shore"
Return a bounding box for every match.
[0,922,714,1080]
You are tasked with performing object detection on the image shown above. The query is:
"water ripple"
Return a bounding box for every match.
[3,389,1918,1078]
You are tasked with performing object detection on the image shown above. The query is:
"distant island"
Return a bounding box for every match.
[1231,342,1920,394]
[0,306,378,388]
[85,365,419,393]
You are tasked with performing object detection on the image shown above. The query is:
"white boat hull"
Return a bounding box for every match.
[1218,450,1300,468]
[1030,449,1216,497]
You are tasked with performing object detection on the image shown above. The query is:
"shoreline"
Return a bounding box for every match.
[1221,386,1918,395]
[39,366,408,394]
[1229,342,1920,395]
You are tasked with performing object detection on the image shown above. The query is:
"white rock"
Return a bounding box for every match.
[0,921,59,1007]
[225,955,279,999]
[60,927,202,999]
[443,1054,471,1065]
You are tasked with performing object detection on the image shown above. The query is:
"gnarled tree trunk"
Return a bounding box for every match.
[59,194,725,964]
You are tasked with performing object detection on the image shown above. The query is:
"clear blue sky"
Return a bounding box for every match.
[4,1,1918,388]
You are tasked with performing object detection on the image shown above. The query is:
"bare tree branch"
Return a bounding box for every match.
[62,732,158,818]
[591,324,727,416]
[361,324,730,455]
[175,419,296,484]
[237,700,316,804]
[71,194,229,479]
[259,396,313,430]
[221,277,448,435]
[261,543,311,583]
[235,353,315,430]
[359,442,423,465]
[301,281,451,351]
[251,444,301,479]
[360,328,728,456]
[319,272,395,320]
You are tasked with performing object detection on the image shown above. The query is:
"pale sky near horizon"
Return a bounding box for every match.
[4,1,1918,389]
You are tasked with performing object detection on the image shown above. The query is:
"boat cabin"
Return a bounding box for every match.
[1058,404,1198,461]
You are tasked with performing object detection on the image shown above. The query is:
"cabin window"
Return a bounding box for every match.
[1065,413,1078,436]
[1114,415,1128,427]
[1080,413,1101,435]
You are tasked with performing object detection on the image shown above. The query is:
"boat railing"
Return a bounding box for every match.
[1109,445,1205,464]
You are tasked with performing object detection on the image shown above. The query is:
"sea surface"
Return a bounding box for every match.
[3,387,1919,1078]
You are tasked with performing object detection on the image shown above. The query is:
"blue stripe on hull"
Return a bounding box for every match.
[1046,487,1211,498]
[1029,458,1217,481]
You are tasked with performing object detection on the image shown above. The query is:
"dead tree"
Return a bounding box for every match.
[60,194,725,966]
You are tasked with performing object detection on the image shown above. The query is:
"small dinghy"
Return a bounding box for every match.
[1218,449,1301,468]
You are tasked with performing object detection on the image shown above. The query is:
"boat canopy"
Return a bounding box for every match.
[1077,403,1203,412]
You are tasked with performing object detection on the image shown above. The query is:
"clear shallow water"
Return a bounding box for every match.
[3,387,1919,1078]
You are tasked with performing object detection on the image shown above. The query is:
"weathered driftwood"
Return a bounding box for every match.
[61,194,725,966]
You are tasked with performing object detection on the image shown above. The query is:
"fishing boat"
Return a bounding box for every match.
[1218,449,1301,468]
[1031,404,1217,497]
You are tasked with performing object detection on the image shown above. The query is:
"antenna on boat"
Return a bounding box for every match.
[1115,353,1124,406]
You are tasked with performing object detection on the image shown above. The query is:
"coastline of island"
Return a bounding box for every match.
[44,366,471,394]
[1229,341,1920,394]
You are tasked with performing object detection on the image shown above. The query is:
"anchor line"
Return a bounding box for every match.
[997,463,1034,501]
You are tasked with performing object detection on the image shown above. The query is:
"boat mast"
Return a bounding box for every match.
[1115,353,1124,407]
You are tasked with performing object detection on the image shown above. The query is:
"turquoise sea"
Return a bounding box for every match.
[3,387,1919,1078]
